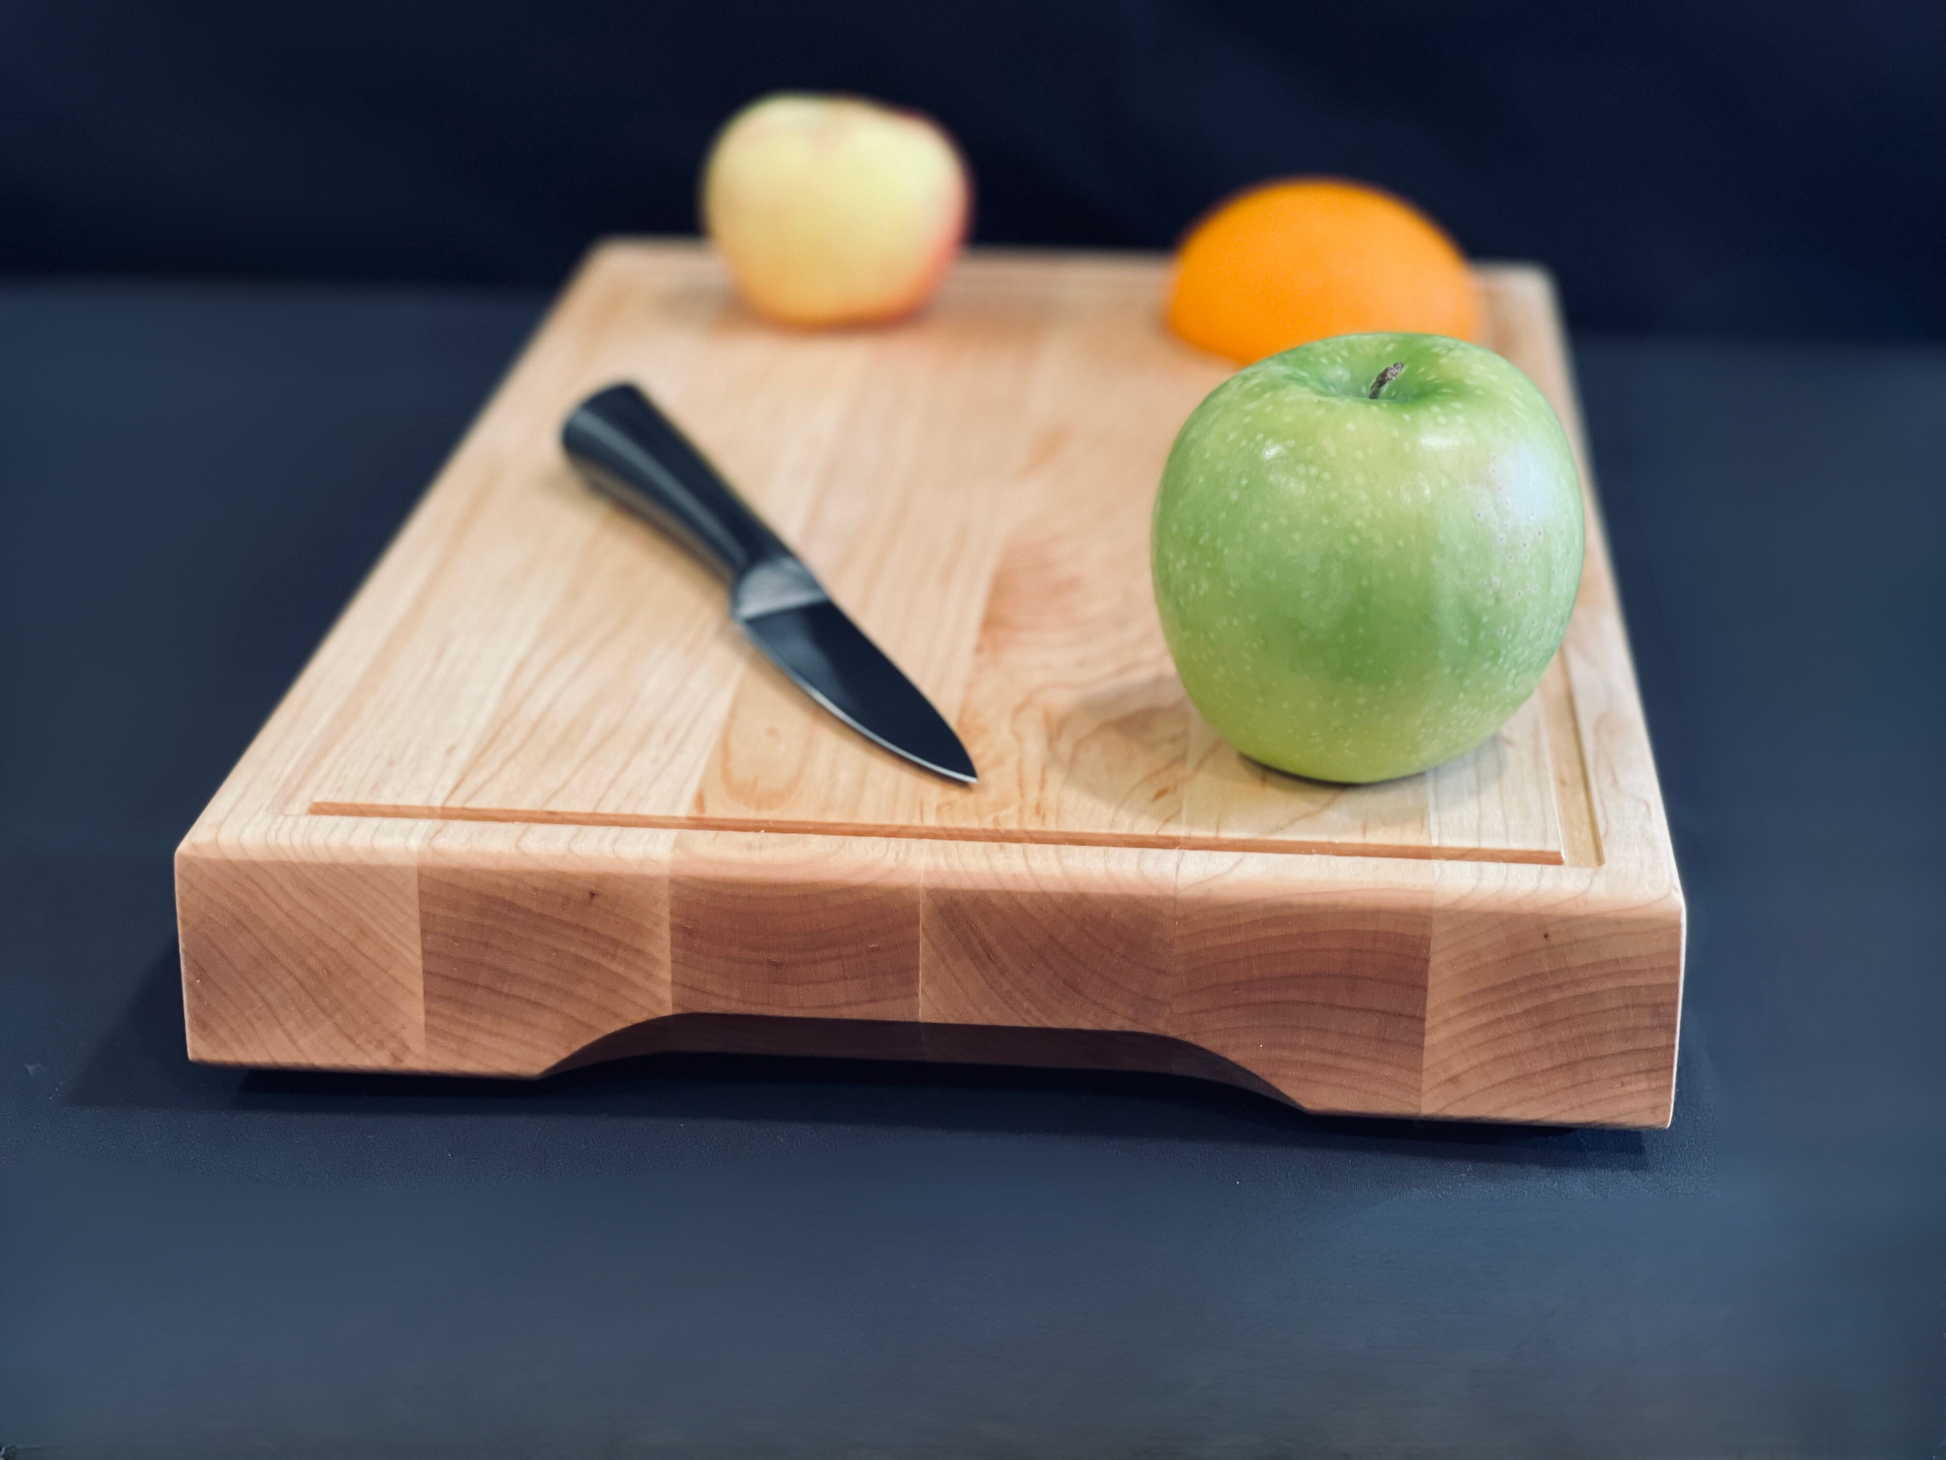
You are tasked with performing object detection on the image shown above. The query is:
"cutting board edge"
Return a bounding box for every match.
[176,812,1680,1127]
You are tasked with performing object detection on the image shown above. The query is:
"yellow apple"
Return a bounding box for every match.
[701,93,970,327]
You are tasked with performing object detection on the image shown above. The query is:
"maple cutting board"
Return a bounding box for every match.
[176,242,1683,1127]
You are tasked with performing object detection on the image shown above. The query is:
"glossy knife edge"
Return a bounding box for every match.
[561,383,977,785]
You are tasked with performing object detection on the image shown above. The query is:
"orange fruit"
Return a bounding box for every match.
[1166,178,1481,364]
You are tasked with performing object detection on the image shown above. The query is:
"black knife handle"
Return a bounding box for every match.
[562,383,790,581]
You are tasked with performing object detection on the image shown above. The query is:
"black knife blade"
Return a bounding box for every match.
[562,383,977,785]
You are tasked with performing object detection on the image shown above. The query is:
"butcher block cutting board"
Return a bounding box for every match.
[176,241,1683,1127]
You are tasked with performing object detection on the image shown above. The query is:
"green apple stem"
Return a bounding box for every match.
[1368,361,1407,398]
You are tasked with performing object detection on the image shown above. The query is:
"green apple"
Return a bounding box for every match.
[1151,333,1583,783]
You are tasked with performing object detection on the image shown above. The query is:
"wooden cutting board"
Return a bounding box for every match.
[176,242,1683,1127]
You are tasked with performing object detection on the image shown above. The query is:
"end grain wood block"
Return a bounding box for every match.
[1175,852,1436,1118]
[176,242,1684,1126]
[921,841,1178,1034]
[671,832,922,1021]
[417,822,674,1071]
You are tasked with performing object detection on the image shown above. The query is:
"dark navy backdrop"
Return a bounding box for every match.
[1,0,1942,337]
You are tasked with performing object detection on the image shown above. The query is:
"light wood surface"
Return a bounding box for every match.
[177,242,1684,1126]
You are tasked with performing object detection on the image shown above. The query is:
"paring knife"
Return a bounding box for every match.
[561,383,978,785]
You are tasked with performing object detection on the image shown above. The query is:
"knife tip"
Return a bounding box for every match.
[916,751,977,786]
[935,748,978,786]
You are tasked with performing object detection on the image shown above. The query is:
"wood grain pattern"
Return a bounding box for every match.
[177,242,1683,1125]
[1175,851,1436,1116]
[419,821,674,1071]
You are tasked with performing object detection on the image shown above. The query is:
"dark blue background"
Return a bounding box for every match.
[2,0,1944,337]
